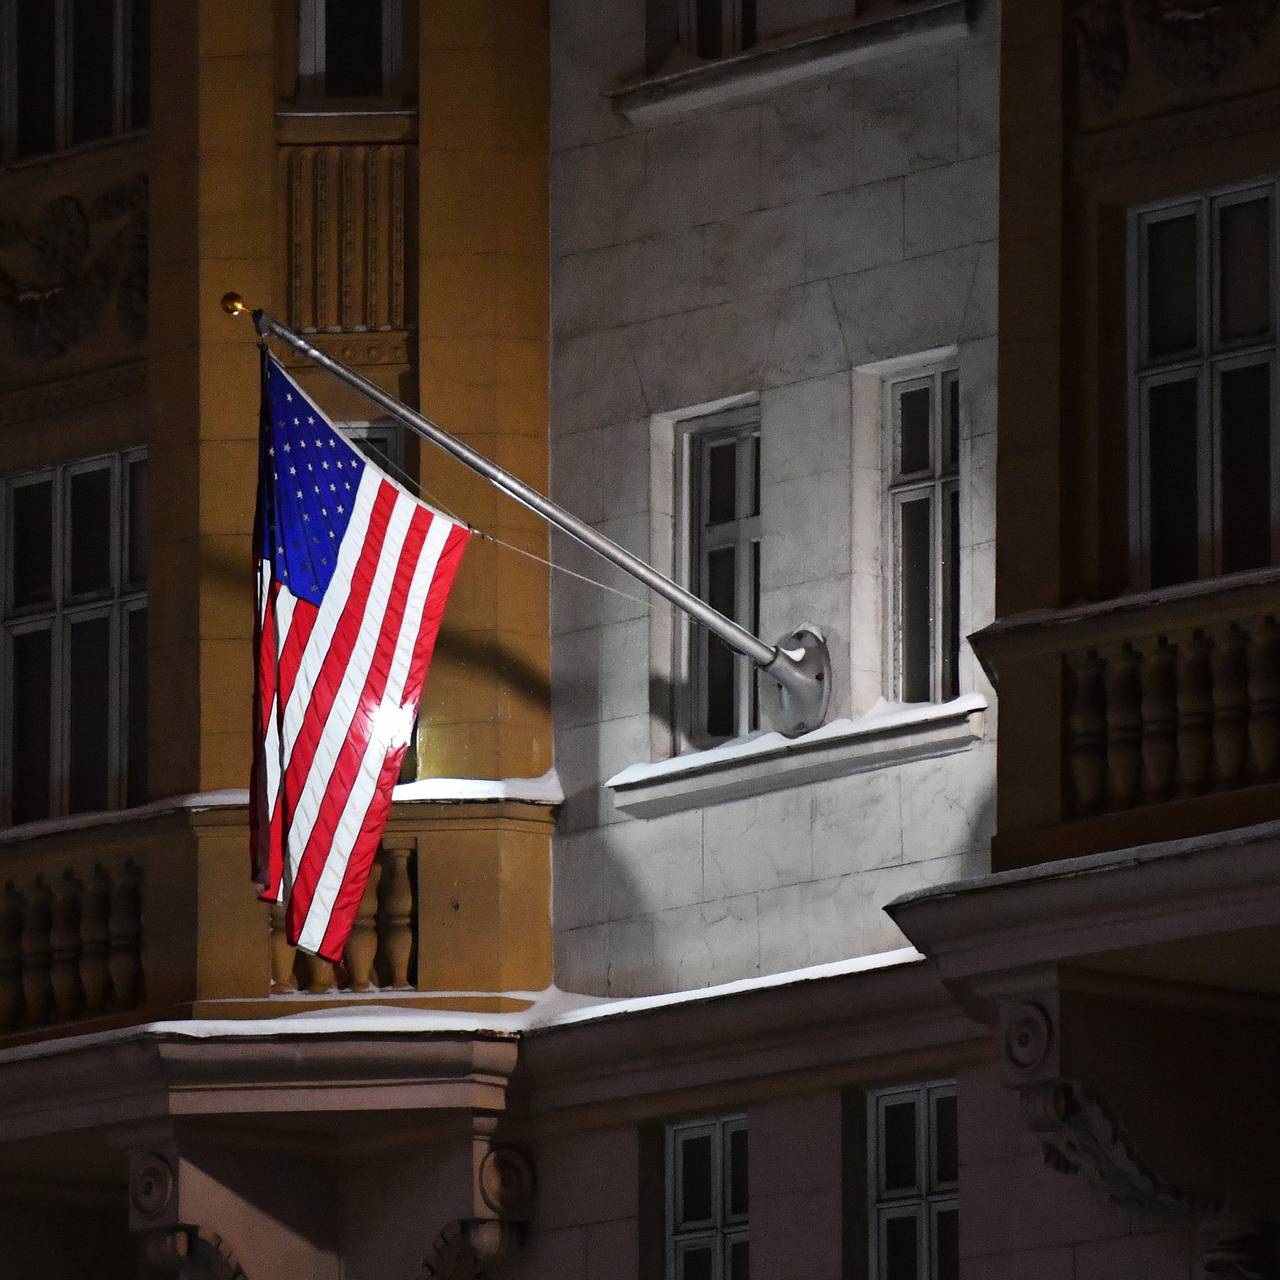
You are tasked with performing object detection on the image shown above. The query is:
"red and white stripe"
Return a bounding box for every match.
[254,471,468,960]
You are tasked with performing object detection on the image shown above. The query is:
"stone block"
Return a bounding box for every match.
[831,245,981,367]
[960,1248,1075,1280]
[962,243,999,341]
[1071,1229,1195,1280]
[703,205,807,303]
[552,327,649,437]
[966,538,996,634]
[551,134,648,257]
[554,712,651,832]
[554,829,609,930]
[551,625,602,730]
[551,35,639,153]
[804,178,905,281]
[760,80,859,206]
[550,512,651,633]
[598,419,652,519]
[585,1218,640,1280]
[760,573,852,720]
[958,38,1000,160]
[600,617,652,722]
[550,0,644,50]
[899,746,996,863]
[763,282,851,387]
[956,1062,1042,1166]
[536,1129,641,1229]
[751,1184,843,1280]
[761,467,851,590]
[507,1227,588,1280]
[749,1091,844,1197]
[852,53,958,183]
[703,787,814,899]
[812,768,905,878]
[649,892,761,991]
[601,809,705,920]
[553,427,606,525]
[960,336,998,437]
[554,920,612,993]
[905,155,999,258]
[964,427,997,550]
[761,372,853,486]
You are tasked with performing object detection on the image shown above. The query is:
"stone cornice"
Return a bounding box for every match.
[0,360,146,427]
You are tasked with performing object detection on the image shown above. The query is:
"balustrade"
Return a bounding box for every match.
[0,860,143,1034]
[269,840,418,995]
[1066,615,1280,815]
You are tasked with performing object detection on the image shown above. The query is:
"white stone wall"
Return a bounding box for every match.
[549,0,1000,996]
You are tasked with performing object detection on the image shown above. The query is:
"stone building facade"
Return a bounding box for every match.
[2,2,1280,1279]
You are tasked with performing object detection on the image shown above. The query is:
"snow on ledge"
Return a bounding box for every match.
[0,772,563,845]
[606,695,987,817]
[0,946,924,1064]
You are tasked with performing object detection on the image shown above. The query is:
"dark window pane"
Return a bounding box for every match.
[705,547,736,738]
[1148,378,1200,587]
[1220,363,1272,574]
[130,0,150,127]
[883,1099,918,1192]
[707,441,736,524]
[885,1214,919,1280]
[934,1093,959,1186]
[11,630,52,824]
[899,501,932,703]
[696,0,723,57]
[942,490,960,702]
[1219,198,1271,344]
[69,615,111,813]
[679,1244,714,1280]
[325,0,385,97]
[749,433,760,518]
[17,1,57,158]
[729,1238,749,1280]
[1147,215,1198,359]
[944,375,960,472]
[935,1208,959,1280]
[12,481,54,609]
[749,540,760,731]
[127,458,147,586]
[70,467,112,595]
[728,1125,748,1218]
[679,1134,714,1225]
[72,0,116,146]
[899,387,932,475]
[126,607,147,806]
[740,0,757,49]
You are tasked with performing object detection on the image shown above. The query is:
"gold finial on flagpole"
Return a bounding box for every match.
[220,291,247,317]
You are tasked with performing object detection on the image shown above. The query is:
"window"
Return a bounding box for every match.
[667,1116,748,1280]
[887,370,960,703]
[682,411,761,746]
[647,0,758,71]
[0,0,149,165]
[297,0,404,104]
[338,418,404,473]
[1131,181,1279,588]
[1,451,147,825]
[868,1082,958,1280]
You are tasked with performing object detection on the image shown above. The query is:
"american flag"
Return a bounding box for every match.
[251,354,469,961]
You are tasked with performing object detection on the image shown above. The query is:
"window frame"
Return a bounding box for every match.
[0,0,148,166]
[867,1081,959,1280]
[666,1114,748,1280]
[1128,177,1280,587]
[884,367,962,705]
[676,407,762,750]
[0,448,147,826]
[296,0,405,108]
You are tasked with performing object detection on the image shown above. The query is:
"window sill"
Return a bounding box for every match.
[606,0,969,126]
[606,694,987,818]
[275,108,418,145]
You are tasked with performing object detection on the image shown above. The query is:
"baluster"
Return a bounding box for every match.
[1103,644,1141,810]
[50,871,83,1021]
[1175,630,1213,796]
[108,861,142,1009]
[1137,636,1177,802]
[1211,624,1249,790]
[377,839,415,990]
[344,858,383,993]
[1245,616,1280,781]
[1066,649,1107,815]
[300,952,337,995]
[0,882,21,1031]
[269,902,299,995]
[20,878,53,1026]
[79,865,111,1017]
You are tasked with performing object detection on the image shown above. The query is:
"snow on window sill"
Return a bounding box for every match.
[606,0,969,126]
[606,695,987,817]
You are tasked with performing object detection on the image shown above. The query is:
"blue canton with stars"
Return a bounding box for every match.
[259,356,367,606]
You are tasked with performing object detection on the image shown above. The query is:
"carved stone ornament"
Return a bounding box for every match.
[1074,0,1130,110]
[1132,0,1280,89]
[0,175,147,362]
[1018,1079,1219,1218]
[138,1228,248,1280]
[1200,1215,1277,1280]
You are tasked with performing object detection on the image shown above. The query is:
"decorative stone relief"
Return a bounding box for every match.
[1132,0,1280,89]
[1074,0,1130,111]
[1199,1216,1277,1280]
[421,1145,535,1280]
[0,175,147,362]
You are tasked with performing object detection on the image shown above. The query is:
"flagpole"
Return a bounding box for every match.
[222,292,831,736]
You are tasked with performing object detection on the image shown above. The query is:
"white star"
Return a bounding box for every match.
[337,504,345,513]
[300,438,307,448]
[321,461,329,470]
[289,466,296,476]
[307,463,313,472]
[267,446,274,457]
[308,415,316,425]
[285,392,293,402]
[293,417,300,426]
[328,530,336,539]
[283,443,291,453]
[295,489,303,498]
[329,483,336,492]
